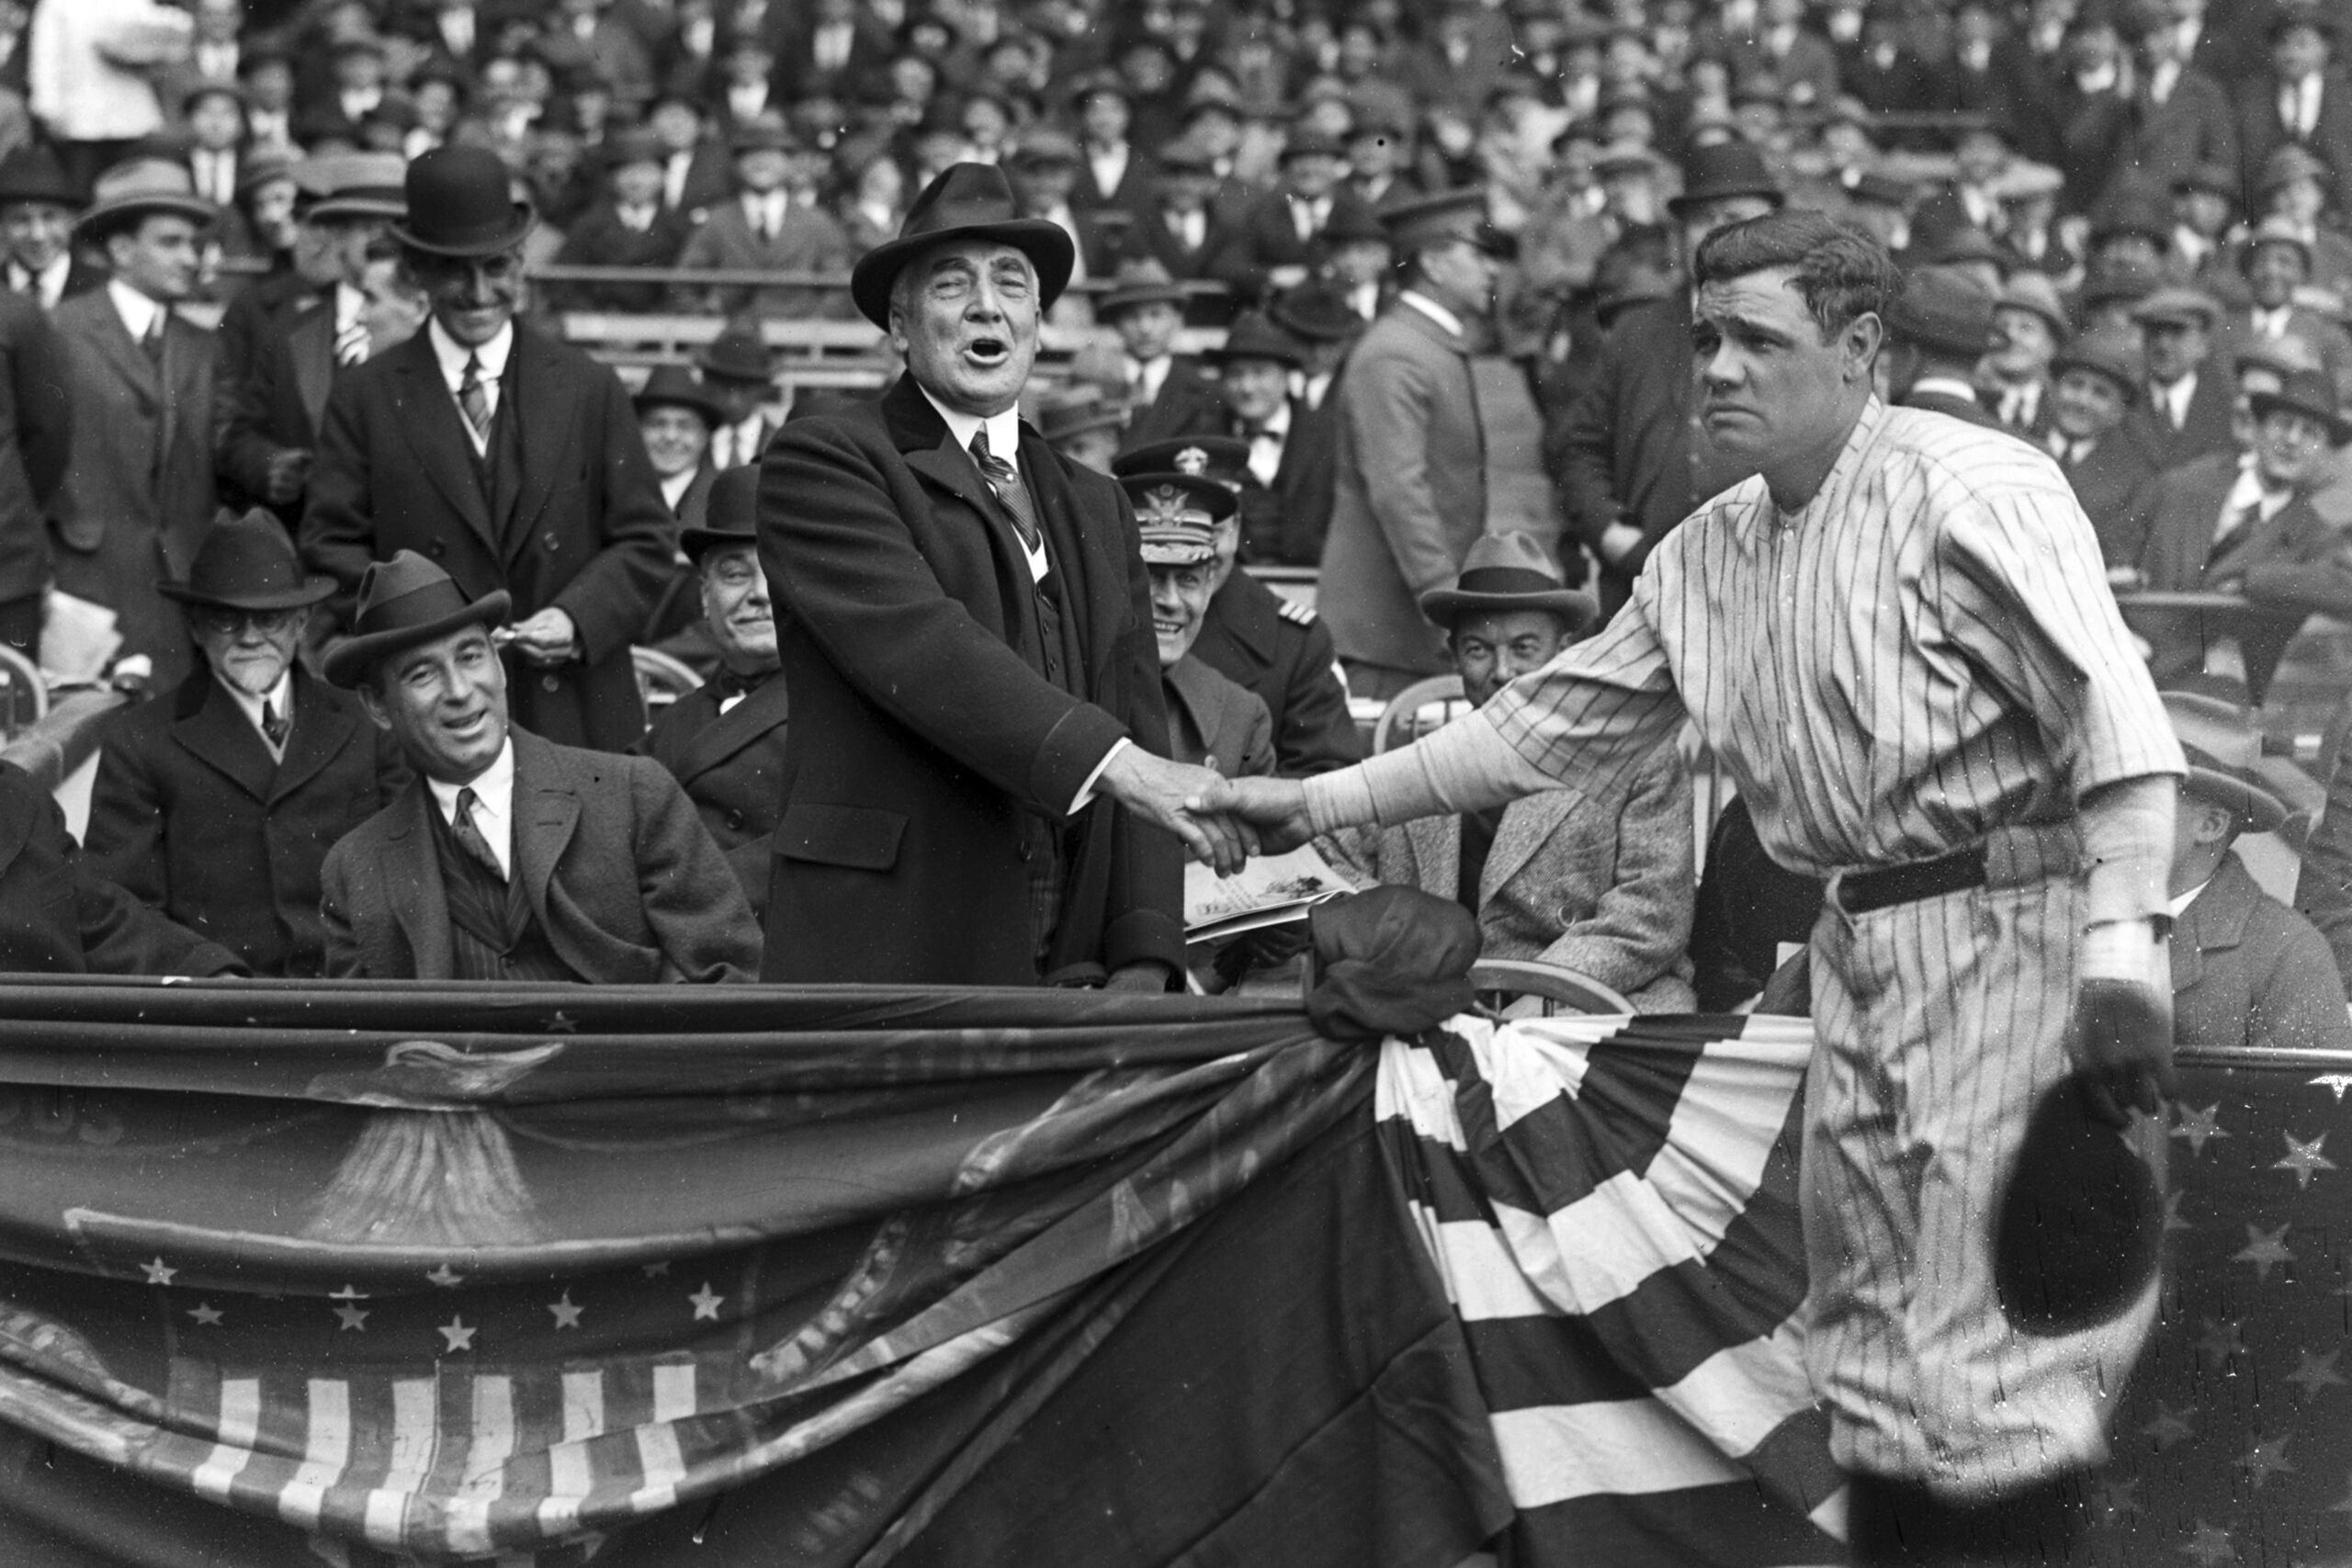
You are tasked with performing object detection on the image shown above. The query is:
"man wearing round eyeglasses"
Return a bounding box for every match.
[301,144,675,754]
[85,510,408,977]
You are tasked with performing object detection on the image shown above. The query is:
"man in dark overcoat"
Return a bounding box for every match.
[754,162,1242,987]
[300,144,676,753]
[85,511,408,976]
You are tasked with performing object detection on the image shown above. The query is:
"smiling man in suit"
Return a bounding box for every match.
[639,468,786,914]
[218,152,409,525]
[85,512,407,976]
[302,144,677,753]
[320,551,759,983]
[2045,324,2161,566]
[755,162,1243,988]
[48,158,220,694]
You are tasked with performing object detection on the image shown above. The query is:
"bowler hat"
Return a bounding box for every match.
[1419,532,1596,630]
[1890,265,1998,359]
[680,467,759,561]
[307,151,409,222]
[2164,688,2291,832]
[75,159,218,242]
[1269,281,1362,343]
[2050,324,2143,402]
[159,509,335,611]
[1097,257,1191,317]
[389,144,534,258]
[1204,310,1303,368]
[1993,1077,2165,1336]
[0,145,84,209]
[693,321,774,385]
[1668,138,1783,217]
[2247,367,2352,444]
[321,552,512,687]
[633,363,725,426]
[848,161,1075,329]
[1123,471,1231,565]
[1116,435,1252,492]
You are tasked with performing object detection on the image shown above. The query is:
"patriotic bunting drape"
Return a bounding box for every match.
[0,978,2339,1565]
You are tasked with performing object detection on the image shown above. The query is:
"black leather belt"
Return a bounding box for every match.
[1840,843,1990,915]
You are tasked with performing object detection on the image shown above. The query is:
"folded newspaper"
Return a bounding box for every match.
[1184,843,1351,941]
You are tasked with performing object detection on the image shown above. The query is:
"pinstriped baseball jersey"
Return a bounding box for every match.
[1475,397,2186,876]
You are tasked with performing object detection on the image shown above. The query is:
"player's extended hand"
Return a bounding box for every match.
[2067,976,2177,1128]
[1097,747,1260,874]
[1188,774,1314,855]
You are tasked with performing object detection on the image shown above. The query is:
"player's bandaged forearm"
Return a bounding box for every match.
[2077,774,2177,987]
[1304,712,1555,836]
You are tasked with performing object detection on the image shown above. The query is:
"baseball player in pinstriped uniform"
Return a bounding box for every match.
[1201,210,2186,1563]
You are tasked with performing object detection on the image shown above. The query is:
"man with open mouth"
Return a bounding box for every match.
[752,161,1246,989]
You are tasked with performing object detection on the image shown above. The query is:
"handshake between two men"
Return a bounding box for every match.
[1094,747,1311,875]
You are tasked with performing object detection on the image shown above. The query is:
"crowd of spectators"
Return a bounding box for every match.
[0,0,2346,1048]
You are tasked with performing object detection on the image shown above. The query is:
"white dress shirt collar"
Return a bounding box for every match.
[661,468,697,510]
[334,281,367,333]
[218,670,295,756]
[1398,289,1466,339]
[2168,878,2211,919]
[2155,369,2197,428]
[916,384,1043,580]
[107,279,164,344]
[17,252,68,308]
[426,736,515,878]
[427,317,514,449]
[1128,352,1171,406]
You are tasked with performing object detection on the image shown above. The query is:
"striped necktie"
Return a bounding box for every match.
[451,787,504,880]
[968,430,1043,554]
[260,701,288,751]
[458,354,491,445]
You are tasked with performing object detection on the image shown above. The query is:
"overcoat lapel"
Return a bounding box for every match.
[672,672,788,783]
[171,679,276,803]
[379,785,454,980]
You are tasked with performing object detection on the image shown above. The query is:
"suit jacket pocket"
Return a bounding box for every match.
[779,804,907,871]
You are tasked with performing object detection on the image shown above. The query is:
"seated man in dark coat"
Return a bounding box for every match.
[2162,685,2352,1051]
[2042,324,2159,568]
[319,551,761,983]
[1124,468,1273,779]
[639,468,786,916]
[0,761,243,976]
[1886,265,2008,432]
[85,511,409,977]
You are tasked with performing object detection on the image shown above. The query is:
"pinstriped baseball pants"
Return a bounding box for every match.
[1802,868,2161,1502]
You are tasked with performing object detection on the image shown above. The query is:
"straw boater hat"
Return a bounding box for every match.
[848,161,1076,330]
[388,143,534,258]
[1419,533,1596,630]
[322,552,512,687]
[158,509,336,611]
[1122,470,1233,566]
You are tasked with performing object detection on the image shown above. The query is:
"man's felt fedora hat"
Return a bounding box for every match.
[388,144,536,258]
[632,363,726,426]
[159,509,336,612]
[2248,367,2352,444]
[848,161,1074,330]
[693,321,774,384]
[74,159,218,241]
[0,144,84,209]
[1888,265,1998,360]
[1419,532,1597,629]
[680,467,759,561]
[2165,687,2293,833]
[322,551,513,687]
[1201,310,1302,367]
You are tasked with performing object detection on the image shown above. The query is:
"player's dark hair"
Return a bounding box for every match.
[1692,209,1903,343]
